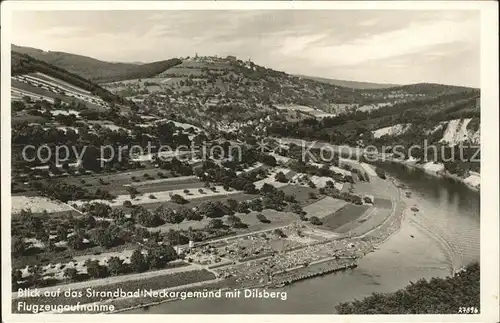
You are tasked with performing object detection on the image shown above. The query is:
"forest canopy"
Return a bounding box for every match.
[335,262,480,314]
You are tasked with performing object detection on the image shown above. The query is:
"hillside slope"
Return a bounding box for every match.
[12,45,182,83]
[100,56,478,127]
[295,74,399,89]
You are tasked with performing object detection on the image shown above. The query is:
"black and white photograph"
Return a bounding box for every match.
[1,1,498,321]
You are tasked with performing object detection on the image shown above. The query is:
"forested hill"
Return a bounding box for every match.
[12,44,182,83]
[295,74,399,89]
[335,263,480,314]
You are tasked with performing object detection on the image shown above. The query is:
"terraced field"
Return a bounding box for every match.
[11,74,108,111]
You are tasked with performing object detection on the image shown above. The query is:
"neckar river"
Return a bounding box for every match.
[126,162,480,314]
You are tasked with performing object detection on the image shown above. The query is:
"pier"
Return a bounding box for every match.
[270,261,357,287]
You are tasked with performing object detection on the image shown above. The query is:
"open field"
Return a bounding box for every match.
[351,175,399,197]
[374,197,393,209]
[123,180,205,195]
[279,185,322,205]
[322,204,371,231]
[55,169,182,195]
[303,197,349,218]
[12,196,74,215]
[71,185,242,208]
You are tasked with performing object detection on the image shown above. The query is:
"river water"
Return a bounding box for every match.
[126,162,480,314]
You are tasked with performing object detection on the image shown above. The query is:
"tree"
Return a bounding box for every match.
[89,227,118,248]
[12,237,26,256]
[107,256,125,276]
[171,194,188,204]
[352,195,363,205]
[85,259,108,279]
[12,269,23,290]
[375,167,386,179]
[178,206,202,221]
[273,228,287,238]
[335,262,479,314]
[56,226,68,242]
[199,201,226,218]
[236,201,250,214]
[363,196,373,204]
[110,208,126,221]
[159,207,184,224]
[87,202,112,218]
[309,216,322,225]
[256,213,270,223]
[207,218,224,229]
[130,249,148,273]
[226,214,246,228]
[67,234,85,250]
[249,198,263,212]
[308,192,317,199]
[148,244,178,269]
[275,172,288,183]
[28,265,43,285]
[290,203,304,215]
[123,200,133,208]
[63,267,79,281]
[226,199,239,211]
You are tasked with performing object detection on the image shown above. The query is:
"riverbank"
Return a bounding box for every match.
[122,162,478,314]
[273,137,480,192]
[117,177,406,313]
[382,158,480,192]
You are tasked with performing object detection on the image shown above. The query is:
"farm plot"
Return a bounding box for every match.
[279,185,321,205]
[12,80,106,112]
[303,197,348,218]
[11,87,55,103]
[11,196,74,215]
[57,169,179,195]
[321,204,371,231]
[28,72,91,96]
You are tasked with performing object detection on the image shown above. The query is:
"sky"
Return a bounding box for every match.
[11,10,480,87]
